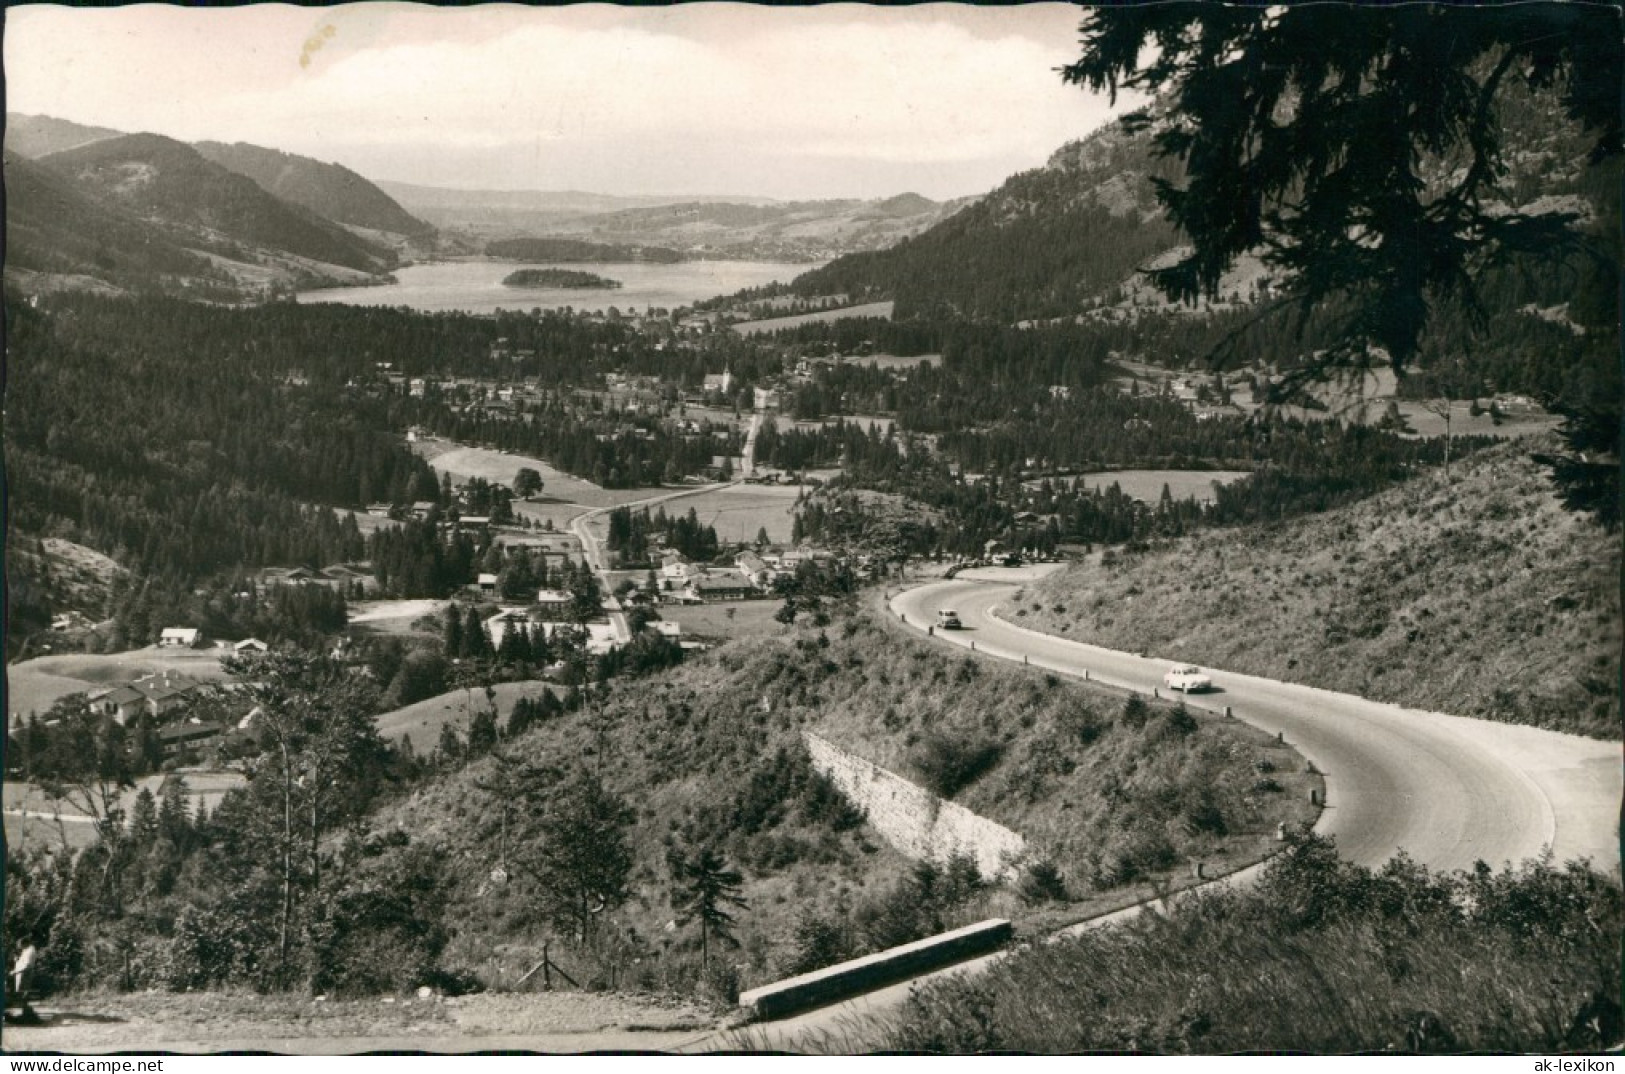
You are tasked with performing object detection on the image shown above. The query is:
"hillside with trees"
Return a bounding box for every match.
[40,134,397,276]
[789,123,1181,322]
[2,151,231,298]
[1021,437,1619,738]
[365,610,1315,997]
[193,140,432,238]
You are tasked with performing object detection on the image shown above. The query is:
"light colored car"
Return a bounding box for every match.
[937,608,963,630]
[1163,664,1213,693]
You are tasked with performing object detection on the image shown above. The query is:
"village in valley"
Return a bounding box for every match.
[3,2,1620,1057]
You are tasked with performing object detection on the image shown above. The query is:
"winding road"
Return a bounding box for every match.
[681,568,1620,1051]
[897,570,1620,873]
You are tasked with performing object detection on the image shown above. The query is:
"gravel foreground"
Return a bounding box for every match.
[5,990,723,1054]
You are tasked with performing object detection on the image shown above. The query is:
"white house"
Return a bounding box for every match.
[159,627,201,648]
[534,588,575,620]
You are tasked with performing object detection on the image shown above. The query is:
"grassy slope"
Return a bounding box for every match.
[882,843,1622,1054]
[372,610,1317,990]
[373,680,561,749]
[1023,437,1620,739]
[805,613,1320,891]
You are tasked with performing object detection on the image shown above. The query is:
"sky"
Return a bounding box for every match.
[4,3,1137,200]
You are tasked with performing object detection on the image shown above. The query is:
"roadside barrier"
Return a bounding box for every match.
[738,919,1014,1020]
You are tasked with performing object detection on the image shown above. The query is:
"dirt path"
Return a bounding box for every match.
[7,991,721,1054]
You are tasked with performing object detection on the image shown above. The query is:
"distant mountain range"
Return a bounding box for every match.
[383,181,971,262]
[4,112,975,297]
[5,114,430,299]
[5,113,126,158]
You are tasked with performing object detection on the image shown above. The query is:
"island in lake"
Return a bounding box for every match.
[502,268,623,290]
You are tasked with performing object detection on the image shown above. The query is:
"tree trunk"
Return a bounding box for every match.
[280,745,293,986]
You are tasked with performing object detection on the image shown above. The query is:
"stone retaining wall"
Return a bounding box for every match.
[802,731,1026,880]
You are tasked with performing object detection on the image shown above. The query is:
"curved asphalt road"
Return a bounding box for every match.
[898,571,1620,874]
[682,572,1618,1051]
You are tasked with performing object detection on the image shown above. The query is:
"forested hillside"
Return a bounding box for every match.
[40,134,396,275]
[194,141,432,237]
[791,123,1180,321]
[4,299,436,579]
[2,151,229,297]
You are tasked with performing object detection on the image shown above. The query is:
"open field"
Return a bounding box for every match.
[732,300,894,336]
[333,507,401,536]
[374,680,561,747]
[5,813,99,850]
[412,437,656,508]
[577,482,806,548]
[651,483,806,545]
[5,770,248,853]
[1072,469,1253,504]
[844,352,939,371]
[347,597,449,637]
[8,646,233,724]
[658,600,785,642]
[6,668,102,723]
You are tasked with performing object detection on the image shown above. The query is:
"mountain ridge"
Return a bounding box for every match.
[194,140,432,238]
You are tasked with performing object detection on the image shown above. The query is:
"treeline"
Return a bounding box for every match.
[105,575,350,652]
[606,506,720,566]
[486,237,683,264]
[406,396,738,489]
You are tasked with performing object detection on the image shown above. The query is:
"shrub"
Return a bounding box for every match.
[910,732,1004,798]
[1162,704,1199,737]
[1018,859,1069,905]
[785,911,852,976]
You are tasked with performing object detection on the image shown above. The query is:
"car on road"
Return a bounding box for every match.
[1163,664,1213,693]
[937,608,963,630]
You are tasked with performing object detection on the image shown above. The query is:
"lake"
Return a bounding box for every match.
[298,258,819,315]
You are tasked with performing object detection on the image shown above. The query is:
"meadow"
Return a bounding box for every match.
[1069,469,1252,504]
[732,301,895,336]
[373,680,563,748]
[7,645,232,724]
[413,437,654,508]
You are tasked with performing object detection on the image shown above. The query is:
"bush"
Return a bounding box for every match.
[785,912,852,976]
[1018,860,1069,905]
[1162,704,1199,737]
[911,732,1004,798]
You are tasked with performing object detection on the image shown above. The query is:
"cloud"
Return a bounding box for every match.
[5,3,1129,198]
